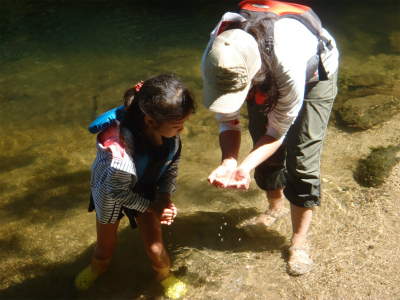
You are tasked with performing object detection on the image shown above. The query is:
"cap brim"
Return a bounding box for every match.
[203,82,250,114]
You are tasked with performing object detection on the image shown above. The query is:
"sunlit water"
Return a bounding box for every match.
[1,1,399,299]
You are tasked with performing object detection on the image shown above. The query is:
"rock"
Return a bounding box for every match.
[338,94,400,129]
[355,145,400,187]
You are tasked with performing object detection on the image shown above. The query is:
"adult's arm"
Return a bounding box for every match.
[239,134,281,173]
[208,130,241,187]
[227,134,282,189]
[220,130,241,162]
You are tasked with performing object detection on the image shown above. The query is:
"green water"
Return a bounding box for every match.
[1,1,399,299]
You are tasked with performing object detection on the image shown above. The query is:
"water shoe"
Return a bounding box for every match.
[74,266,100,291]
[74,257,109,291]
[160,275,187,299]
[287,243,313,276]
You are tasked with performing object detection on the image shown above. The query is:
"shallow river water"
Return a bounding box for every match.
[1,1,399,299]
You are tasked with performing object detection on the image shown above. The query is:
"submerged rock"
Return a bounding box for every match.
[334,56,399,130]
[355,145,400,188]
[389,31,400,53]
[349,73,386,87]
[338,94,400,129]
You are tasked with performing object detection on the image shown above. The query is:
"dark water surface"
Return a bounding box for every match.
[1,1,399,299]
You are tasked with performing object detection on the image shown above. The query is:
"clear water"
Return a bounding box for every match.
[1,1,399,299]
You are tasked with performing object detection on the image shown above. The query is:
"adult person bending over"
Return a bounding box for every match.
[201,2,338,276]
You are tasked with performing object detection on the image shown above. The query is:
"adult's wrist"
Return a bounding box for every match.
[221,158,238,170]
[237,163,252,174]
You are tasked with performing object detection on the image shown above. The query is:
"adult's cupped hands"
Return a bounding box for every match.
[208,159,250,190]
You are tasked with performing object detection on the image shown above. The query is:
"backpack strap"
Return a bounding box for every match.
[317,41,328,81]
[264,15,276,56]
[239,0,333,81]
[240,10,278,56]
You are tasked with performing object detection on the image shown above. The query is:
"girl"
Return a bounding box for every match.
[75,74,195,299]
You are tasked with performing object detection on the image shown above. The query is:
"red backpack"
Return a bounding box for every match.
[237,0,333,81]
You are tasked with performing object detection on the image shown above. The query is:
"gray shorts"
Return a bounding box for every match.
[246,72,338,208]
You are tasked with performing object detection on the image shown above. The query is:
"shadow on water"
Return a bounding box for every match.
[1,208,287,299]
[1,166,91,221]
[0,153,37,174]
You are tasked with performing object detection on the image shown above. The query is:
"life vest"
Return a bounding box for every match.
[130,133,179,202]
[133,135,178,185]
[89,105,125,134]
[91,106,178,187]
[238,0,333,82]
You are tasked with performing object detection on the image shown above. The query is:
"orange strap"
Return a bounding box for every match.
[238,0,310,16]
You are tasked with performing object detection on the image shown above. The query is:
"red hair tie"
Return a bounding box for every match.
[135,80,144,92]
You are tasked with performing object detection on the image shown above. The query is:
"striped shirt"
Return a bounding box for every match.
[90,122,180,224]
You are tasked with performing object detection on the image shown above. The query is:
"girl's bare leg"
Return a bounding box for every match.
[136,211,188,298]
[74,216,119,290]
[136,211,170,281]
[94,217,120,260]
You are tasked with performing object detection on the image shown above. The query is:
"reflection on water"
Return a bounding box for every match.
[1,1,399,299]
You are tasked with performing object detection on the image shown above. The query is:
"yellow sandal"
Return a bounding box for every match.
[74,257,110,291]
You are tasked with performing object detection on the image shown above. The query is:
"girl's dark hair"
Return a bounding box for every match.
[120,74,196,137]
[225,15,280,114]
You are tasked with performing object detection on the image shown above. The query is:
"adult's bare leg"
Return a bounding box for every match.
[287,204,314,276]
[238,187,289,234]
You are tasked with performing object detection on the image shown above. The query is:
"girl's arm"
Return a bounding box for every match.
[106,168,150,212]
[155,192,177,225]
[108,169,175,223]
[157,156,180,195]
[156,138,181,224]
[158,137,181,195]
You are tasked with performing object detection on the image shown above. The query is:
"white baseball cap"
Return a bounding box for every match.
[202,29,262,113]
